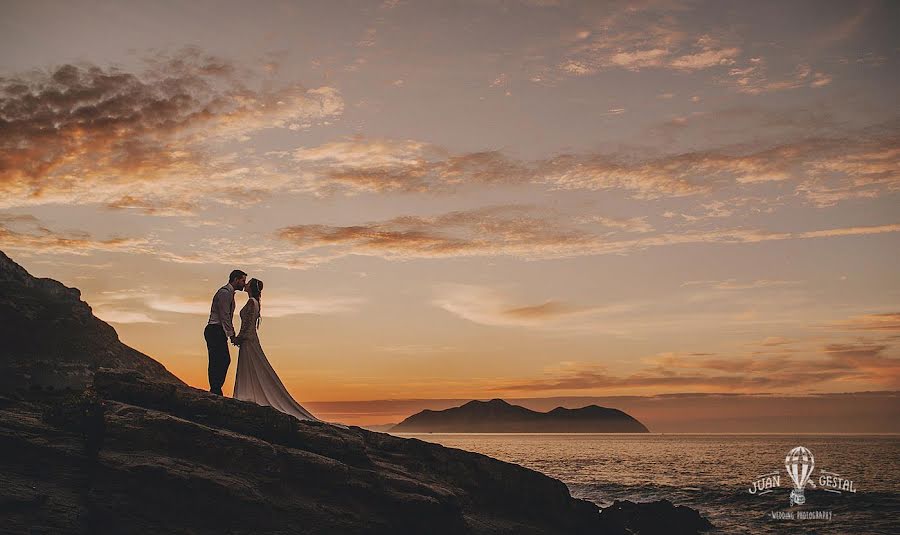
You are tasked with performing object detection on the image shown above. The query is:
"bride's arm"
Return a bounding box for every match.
[237,300,258,341]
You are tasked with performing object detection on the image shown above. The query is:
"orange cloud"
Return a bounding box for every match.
[0,49,342,212]
[3,53,895,213]
[87,286,366,325]
[276,204,597,260]
[287,129,898,205]
[428,282,618,329]
[829,312,900,332]
[724,59,833,94]
[491,340,900,394]
[0,215,152,256]
[275,203,900,263]
[799,144,900,206]
[553,5,719,75]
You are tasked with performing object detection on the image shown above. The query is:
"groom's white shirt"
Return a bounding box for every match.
[207,282,236,338]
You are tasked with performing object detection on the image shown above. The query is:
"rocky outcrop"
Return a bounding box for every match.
[597,499,715,535]
[0,250,713,534]
[2,370,602,534]
[391,398,650,433]
[0,250,181,391]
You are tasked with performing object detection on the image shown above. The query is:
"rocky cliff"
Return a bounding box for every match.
[0,250,713,534]
[0,250,181,391]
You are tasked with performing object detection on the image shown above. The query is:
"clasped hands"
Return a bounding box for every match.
[230,335,244,347]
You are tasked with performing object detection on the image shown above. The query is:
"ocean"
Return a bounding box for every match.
[391,433,900,534]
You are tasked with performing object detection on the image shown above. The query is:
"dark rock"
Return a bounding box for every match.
[0,249,712,534]
[1,372,603,534]
[0,250,182,392]
[392,398,649,433]
[598,499,715,534]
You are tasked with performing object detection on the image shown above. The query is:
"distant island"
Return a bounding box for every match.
[390,398,650,433]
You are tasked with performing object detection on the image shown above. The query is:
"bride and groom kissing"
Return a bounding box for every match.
[203,269,346,428]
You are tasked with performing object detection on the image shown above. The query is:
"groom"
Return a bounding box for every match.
[204,269,247,395]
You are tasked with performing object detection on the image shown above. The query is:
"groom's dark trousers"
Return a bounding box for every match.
[204,324,230,395]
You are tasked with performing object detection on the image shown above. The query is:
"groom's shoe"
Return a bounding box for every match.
[210,388,223,396]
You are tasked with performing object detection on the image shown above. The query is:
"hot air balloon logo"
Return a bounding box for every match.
[784,446,816,506]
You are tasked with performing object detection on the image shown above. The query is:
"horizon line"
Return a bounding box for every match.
[306,390,900,403]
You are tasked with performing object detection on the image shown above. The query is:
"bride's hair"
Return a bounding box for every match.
[248,278,263,328]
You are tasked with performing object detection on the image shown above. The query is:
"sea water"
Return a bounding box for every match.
[392,433,899,534]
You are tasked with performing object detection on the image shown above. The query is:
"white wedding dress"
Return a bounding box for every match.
[233,297,346,428]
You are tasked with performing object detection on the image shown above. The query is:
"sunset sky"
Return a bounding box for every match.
[2,0,898,428]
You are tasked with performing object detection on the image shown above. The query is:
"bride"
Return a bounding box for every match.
[233,278,346,429]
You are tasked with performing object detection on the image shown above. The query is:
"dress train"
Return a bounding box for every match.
[233,297,347,429]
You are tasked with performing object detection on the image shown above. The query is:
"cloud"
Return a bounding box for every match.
[724,58,833,94]
[146,236,347,271]
[292,136,536,195]
[293,137,436,168]
[143,296,211,315]
[487,361,789,393]
[88,288,365,325]
[824,342,889,361]
[553,5,740,76]
[102,291,365,317]
[292,136,445,194]
[829,313,900,333]
[277,204,598,260]
[552,1,686,76]
[93,308,166,324]
[669,37,740,71]
[521,151,713,198]
[681,279,801,291]
[798,143,900,206]
[287,129,892,203]
[650,124,897,205]
[0,48,343,212]
[490,340,900,394]
[429,283,612,328]
[670,48,740,70]
[0,213,39,224]
[574,215,654,233]
[533,148,784,195]
[4,56,893,212]
[357,27,377,48]
[822,342,900,386]
[425,272,827,336]
[757,336,796,347]
[275,203,900,264]
[0,214,153,256]
[797,224,900,239]
[646,105,842,147]
[604,48,671,70]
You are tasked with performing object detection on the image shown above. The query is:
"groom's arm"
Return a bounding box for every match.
[215,289,236,338]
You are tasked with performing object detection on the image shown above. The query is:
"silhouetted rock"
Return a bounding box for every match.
[0,250,711,534]
[1,369,603,534]
[391,398,650,433]
[597,499,715,534]
[0,250,181,392]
